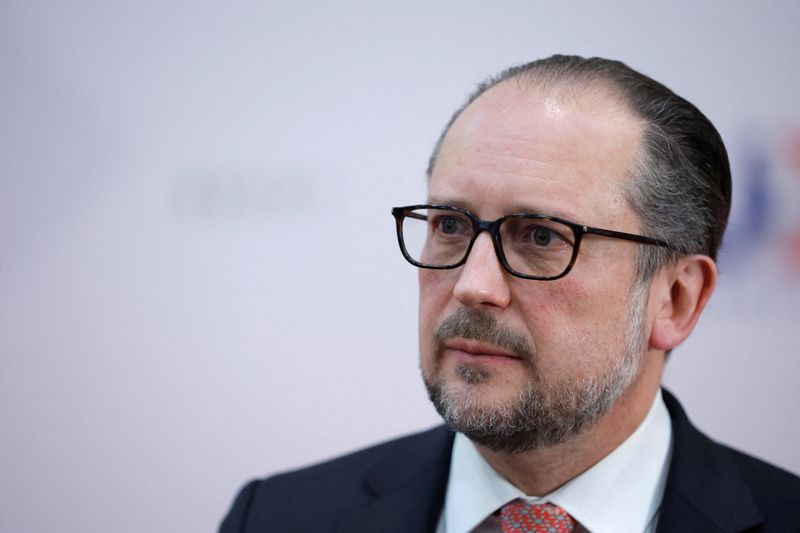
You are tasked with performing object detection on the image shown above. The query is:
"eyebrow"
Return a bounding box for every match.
[426,196,583,223]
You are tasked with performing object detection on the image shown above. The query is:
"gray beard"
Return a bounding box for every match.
[423,281,649,454]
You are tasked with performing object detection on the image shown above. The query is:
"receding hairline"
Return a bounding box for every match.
[427,70,646,179]
[426,54,732,276]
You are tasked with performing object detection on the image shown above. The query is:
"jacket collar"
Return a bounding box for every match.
[332,390,765,533]
[334,425,454,533]
[656,389,763,532]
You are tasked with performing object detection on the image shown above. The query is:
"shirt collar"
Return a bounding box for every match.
[442,390,673,533]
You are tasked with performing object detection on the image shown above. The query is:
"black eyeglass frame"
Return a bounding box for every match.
[391,204,674,281]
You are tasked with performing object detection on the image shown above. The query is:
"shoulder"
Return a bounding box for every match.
[256,424,451,496]
[666,389,800,494]
[219,425,454,533]
[660,389,800,530]
[727,446,800,520]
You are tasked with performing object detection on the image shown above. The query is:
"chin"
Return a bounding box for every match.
[422,364,629,454]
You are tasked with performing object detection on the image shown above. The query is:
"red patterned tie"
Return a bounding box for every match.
[498,499,576,533]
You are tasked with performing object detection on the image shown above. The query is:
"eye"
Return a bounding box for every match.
[516,221,572,249]
[531,227,553,246]
[526,225,566,247]
[434,215,467,235]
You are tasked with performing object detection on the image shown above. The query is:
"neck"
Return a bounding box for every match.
[475,352,664,496]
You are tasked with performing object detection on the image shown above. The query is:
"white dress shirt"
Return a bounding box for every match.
[436,390,673,533]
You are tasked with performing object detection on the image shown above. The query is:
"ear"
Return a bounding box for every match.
[649,255,717,351]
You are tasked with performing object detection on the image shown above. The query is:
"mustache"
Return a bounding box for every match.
[433,307,534,359]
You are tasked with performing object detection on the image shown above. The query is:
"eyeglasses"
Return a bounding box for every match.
[391,204,673,280]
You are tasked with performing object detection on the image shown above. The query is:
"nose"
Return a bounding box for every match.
[453,232,512,308]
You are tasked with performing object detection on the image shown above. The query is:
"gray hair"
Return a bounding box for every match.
[427,55,732,281]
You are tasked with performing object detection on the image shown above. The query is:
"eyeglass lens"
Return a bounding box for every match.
[400,207,576,278]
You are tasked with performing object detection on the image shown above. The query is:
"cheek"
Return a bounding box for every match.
[418,269,455,317]
[418,270,457,355]
[516,277,631,375]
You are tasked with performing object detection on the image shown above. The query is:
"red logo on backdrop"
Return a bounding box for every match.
[782,127,800,280]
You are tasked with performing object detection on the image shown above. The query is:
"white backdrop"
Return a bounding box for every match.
[1,2,799,532]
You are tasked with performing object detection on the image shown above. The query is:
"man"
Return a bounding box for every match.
[221,55,800,532]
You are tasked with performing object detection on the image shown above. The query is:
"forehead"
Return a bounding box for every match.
[430,81,644,225]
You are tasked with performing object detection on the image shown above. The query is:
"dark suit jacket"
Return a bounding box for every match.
[220,391,800,532]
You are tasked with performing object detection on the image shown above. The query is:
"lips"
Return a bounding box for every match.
[443,338,522,360]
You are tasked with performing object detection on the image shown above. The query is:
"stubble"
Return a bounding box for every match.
[422,281,649,454]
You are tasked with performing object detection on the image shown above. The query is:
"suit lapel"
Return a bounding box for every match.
[656,390,763,533]
[334,425,454,533]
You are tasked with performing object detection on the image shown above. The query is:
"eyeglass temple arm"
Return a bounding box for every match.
[403,211,428,221]
[584,225,673,249]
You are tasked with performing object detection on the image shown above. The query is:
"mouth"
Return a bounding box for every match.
[442,338,524,364]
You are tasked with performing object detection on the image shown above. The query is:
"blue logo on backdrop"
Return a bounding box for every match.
[720,125,800,283]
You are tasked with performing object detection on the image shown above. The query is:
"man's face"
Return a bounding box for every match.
[419,82,652,452]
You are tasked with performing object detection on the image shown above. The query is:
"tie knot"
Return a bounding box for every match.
[498,499,576,533]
